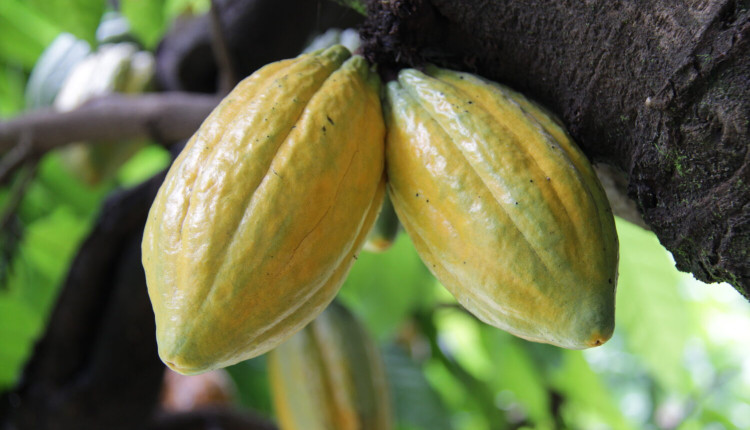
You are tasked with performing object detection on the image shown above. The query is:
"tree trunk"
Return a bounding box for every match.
[360,0,750,298]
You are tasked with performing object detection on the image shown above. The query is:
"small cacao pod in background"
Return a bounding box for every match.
[54,42,155,185]
[384,66,618,349]
[24,32,91,110]
[364,194,400,253]
[268,302,392,430]
[142,45,386,375]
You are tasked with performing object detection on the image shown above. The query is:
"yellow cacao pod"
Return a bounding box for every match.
[268,302,392,430]
[142,46,386,374]
[384,66,618,349]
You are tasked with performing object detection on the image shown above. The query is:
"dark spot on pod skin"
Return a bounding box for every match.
[546,177,551,181]
[529,179,533,183]
[467,100,473,104]
[515,202,518,205]
[426,199,430,203]
[463,261,466,264]
[416,193,419,197]
[608,278,612,284]
[322,126,326,132]
[327,116,334,125]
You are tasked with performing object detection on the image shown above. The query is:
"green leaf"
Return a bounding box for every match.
[34,152,112,217]
[164,0,210,18]
[339,233,437,340]
[614,218,697,393]
[0,298,43,388]
[26,0,105,45]
[480,330,556,428]
[549,350,634,430]
[120,0,167,49]
[116,144,170,187]
[0,0,60,68]
[0,65,25,118]
[225,355,273,417]
[383,345,453,430]
[8,207,90,313]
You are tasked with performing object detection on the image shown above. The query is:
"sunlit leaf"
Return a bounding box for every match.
[339,233,436,340]
[116,144,170,187]
[9,207,90,313]
[34,152,112,217]
[27,0,105,45]
[0,65,25,118]
[120,0,167,49]
[480,329,556,428]
[614,218,697,393]
[550,350,634,430]
[0,0,59,67]
[164,0,210,18]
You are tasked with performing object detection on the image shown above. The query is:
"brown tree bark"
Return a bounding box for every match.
[360,0,750,298]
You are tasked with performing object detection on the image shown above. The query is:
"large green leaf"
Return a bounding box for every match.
[614,218,697,394]
[480,330,556,429]
[549,350,634,430]
[0,65,25,118]
[339,233,437,340]
[0,207,91,390]
[116,144,170,187]
[120,0,167,49]
[27,0,105,45]
[0,0,59,67]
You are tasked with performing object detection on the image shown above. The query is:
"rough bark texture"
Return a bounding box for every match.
[361,0,750,298]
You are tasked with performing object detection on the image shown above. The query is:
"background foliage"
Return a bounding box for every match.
[1,1,749,429]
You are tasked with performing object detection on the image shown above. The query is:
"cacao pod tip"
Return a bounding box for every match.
[162,358,205,376]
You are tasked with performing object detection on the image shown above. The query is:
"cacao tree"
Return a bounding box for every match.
[0,1,748,429]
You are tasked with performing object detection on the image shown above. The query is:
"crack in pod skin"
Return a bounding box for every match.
[142,46,386,374]
[383,67,618,349]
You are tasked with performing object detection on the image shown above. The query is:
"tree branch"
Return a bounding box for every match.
[0,93,219,156]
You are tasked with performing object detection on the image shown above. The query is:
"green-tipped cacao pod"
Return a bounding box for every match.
[364,194,400,253]
[384,66,618,349]
[142,46,386,375]
[54,43,155,185]
[268,302,392,430]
